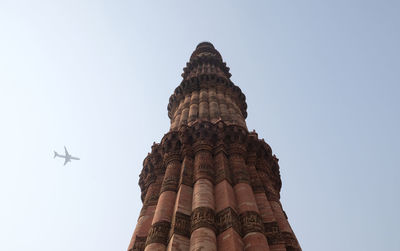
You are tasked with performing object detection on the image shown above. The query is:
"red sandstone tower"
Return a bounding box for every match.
[128,42,301,251]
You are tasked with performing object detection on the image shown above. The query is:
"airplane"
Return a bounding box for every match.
[54,146,80,165]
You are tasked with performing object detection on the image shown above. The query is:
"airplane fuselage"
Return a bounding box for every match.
[54,147,80,165]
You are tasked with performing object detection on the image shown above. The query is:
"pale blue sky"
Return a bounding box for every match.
[0,1,399,250]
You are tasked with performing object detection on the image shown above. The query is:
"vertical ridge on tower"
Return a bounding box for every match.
[128,42,301,251]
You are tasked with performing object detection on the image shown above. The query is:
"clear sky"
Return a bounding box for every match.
[0,1,399,250]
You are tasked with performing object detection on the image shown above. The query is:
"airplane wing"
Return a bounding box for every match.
[64,158,69,165]
[64,146,69,156]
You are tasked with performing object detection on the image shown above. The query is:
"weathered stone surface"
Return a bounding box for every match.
[269,244,287,251]
[190,227,217,251]
[135,205,156,236]
[192,179,214,209]
[217,227,243,251]
[215,180,238,213]
[173,184,193,216]
[152,191,176,223]
[243,232,270,251]
[144,242,166,251]
[193,149,214,183]
[167,234,190,251]
[270,201,292,233]
[214,150,232,185]
[254,192,276,223]
[234,183,260,213]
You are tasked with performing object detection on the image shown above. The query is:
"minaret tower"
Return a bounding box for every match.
[128,42,301,251]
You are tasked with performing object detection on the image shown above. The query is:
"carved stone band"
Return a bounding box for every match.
[194,163,215,183]
[132,236,146,251]
[228,143,246,155]
[144,174,157,186]
[251,181,265,193]
[160,175,179,193]
[145,221,171,246]
[215,207,241,236]
[230,155,250,185]
[179,157,194,187]
[266,191,280,202]
[193,142,213,153]
[265,232,285,246]
[282,231,300,248]
[144,192,159,206]
[263,221,280,233]
[263,222,285,245]
[214,152,232,185]
[163,151,181,163]
[191,207,216,233]
[239,211,264,236]
[194,151,215,183]
[172,212,191,238]
[232,168,250,185]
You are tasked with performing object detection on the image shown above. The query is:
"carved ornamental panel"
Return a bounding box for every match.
[191,207,216,233]
[172,212,191,238]
[239,211,264,235]
[132,236,146,251]
[145,221,171,246]
[215,207,241,235]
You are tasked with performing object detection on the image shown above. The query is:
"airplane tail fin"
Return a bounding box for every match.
[54,151,58,158]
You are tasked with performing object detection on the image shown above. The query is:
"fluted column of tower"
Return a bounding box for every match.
[128,42,301,251]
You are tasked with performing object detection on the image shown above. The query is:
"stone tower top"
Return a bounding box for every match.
[168,42,248,131]
[183,41,230,80]
[189,42,222,62]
